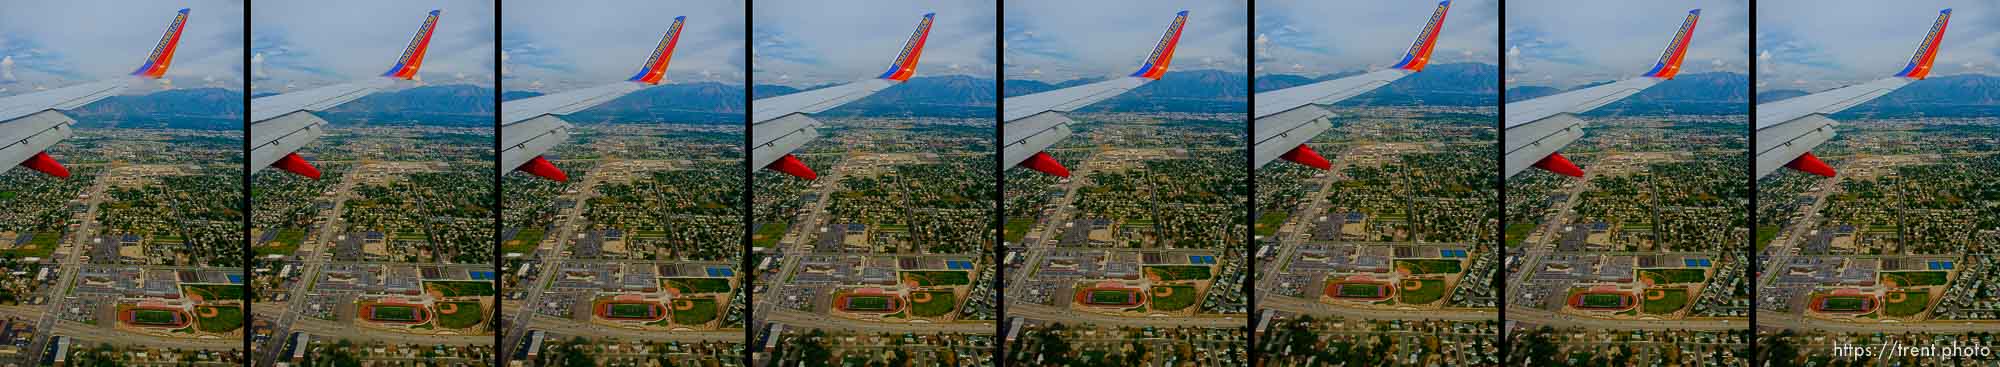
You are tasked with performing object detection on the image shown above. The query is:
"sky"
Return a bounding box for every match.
[1256,0,1498,77]
[1005,0,1247,82]
[0,1,242,93]
[1506,0,1748,88]
[502,0,744,92]
[1758,0,1988,92]
[252,0,495,91]
[753,0,994,86]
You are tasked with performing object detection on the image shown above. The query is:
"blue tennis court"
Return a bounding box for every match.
[470,271,495,280]
[1187,255,1216,264]
[1684,259,1712,267]
[707,267,735,277]
[1928,261,1954,270]
[227,274,243,284]
[1440,250,1467,258]
[946,260,973,269]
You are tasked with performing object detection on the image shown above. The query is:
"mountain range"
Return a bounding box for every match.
[68,87,242,130]
[1253,63,1499,107]
[1506,72,1749,115]
[1763,74,2000,118]
[753,74,995,118]
[503,81,744,124]
[1004,69,1248,113]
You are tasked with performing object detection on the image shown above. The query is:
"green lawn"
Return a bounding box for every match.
[672,299,719,324]
[435,302,484,329]
[1821,297,1869,312]
[664,278,733,294]
[900,271,971,286]
[909,291,957,317]
[1883,292,1930,317]
[1754,225,1780,252]
[1504,222,1536,248]
[0,231,62,259]
[750,222,789,249]
[1337,283,1384,298]
[371,305,420,322]
[1003,217,1035,243]
[1881,271,1949,287]
[1088,290,1135,304]
[1149,285,1198,311]
[1144,265,1213,281]
[1398,280,1446,304]
[1581,294,1627,308]
[255,229,305,256]
[181,284,245,301]
[501,228,544,255]
[425,281,496,297]
[1641,289,1690,315]
[608,303,655,318]
[845,296,893,311]
[1395,259,1463,275]
[1638,269,1707,284]
[194,306,243,333]
[133,309,179,325]
[1253,211,1289,237]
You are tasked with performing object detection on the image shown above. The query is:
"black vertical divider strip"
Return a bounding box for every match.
[993,1,1010,365]
[741,0,757,365]
[1243,0,1259,365]
[1495,1,1510,362]
[242,0,255,360]
[1746,1,1760,362]
[491,0,505,364]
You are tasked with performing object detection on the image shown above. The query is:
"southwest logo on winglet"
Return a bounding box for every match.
[1392,1,1450,72]
[877,13,934,81]
[382,10,441,80]
[1895,9,1950,80]
[1129,11,1188,80]
[130,8,189,79]
[1641,9,1699,79]
[629,16,686,85]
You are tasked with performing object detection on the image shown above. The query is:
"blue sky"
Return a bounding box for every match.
[1256,0,1498,77]
[1506,0,1748,88]
[753,0,994,86]
[1758,0,1992,91]
[1005,0,1246,82]
[0,1,242,93]
[252,0,495,91]
[502,0,743,92]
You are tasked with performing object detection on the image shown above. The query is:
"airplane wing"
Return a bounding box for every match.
[750,13,933,180]
[1253,1,1449,170]
[1502,9,1698,179]
[1754,9,1948,179]
[249,10,439,179]
[500,17,684,182]
[1000,10,1187,178]
[0,8,188,178]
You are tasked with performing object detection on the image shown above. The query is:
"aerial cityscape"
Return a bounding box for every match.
[496,1,750,365]
[1001,1,1248,365]
[248,1,498,365]
[1251,2,1504,366]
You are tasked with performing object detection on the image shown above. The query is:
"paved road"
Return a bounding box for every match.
[500,160,607,356]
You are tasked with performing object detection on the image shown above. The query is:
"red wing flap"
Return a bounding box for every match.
[21,151,68,178]
[767,154,817,180]
[1021,151,1071,178]
[273,152,322,179]
[1785,152,1837,177]
[518,155,569,182]
[1279,144,1332,170]
[1532,152,1585,177]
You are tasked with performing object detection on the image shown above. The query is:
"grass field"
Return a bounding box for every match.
[0,231,61,258]
[673,299,719,324]
[1641,289,1689,315]
[901,271,972,286]
[1254,211,1289,237]
[436,302,484,329]
[502,228,544,255]
[1395,259,1462,275]
[371,305,420,322]
[664,278,732,294]
[608,303,655,318]
[1003,217,1035,243]
[1821,297,1869,312]
[1144,266,1213,281]
[1337,283,1385,298]
[182,284,245,301]
[1150,285,1197,311]
[1581,294,1627,308]
[133,309,179,325]
[1883,292,1929,317]
[1882,271,1949,287]
[909,291,957,317]
[256,229,305,256]
[750,222,789,249]
[426,281,496,297]
[1638,269,1707,284]
[1504,222,1536,247]
[1399,280,1445,304]
[845,296,893,311]
[194,306,242,333]
[1088,290,1135,305]
[1754,225,1779,251]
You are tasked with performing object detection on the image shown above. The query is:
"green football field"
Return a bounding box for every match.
[1821,297,1868,311]
[845,296,892,311]
[371,306,420,321]
[1089,290,1134,304]
[608,303,655,318]
[1581,294,1627,308]
[133,309,179,325]
[1337,283,1384,298]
